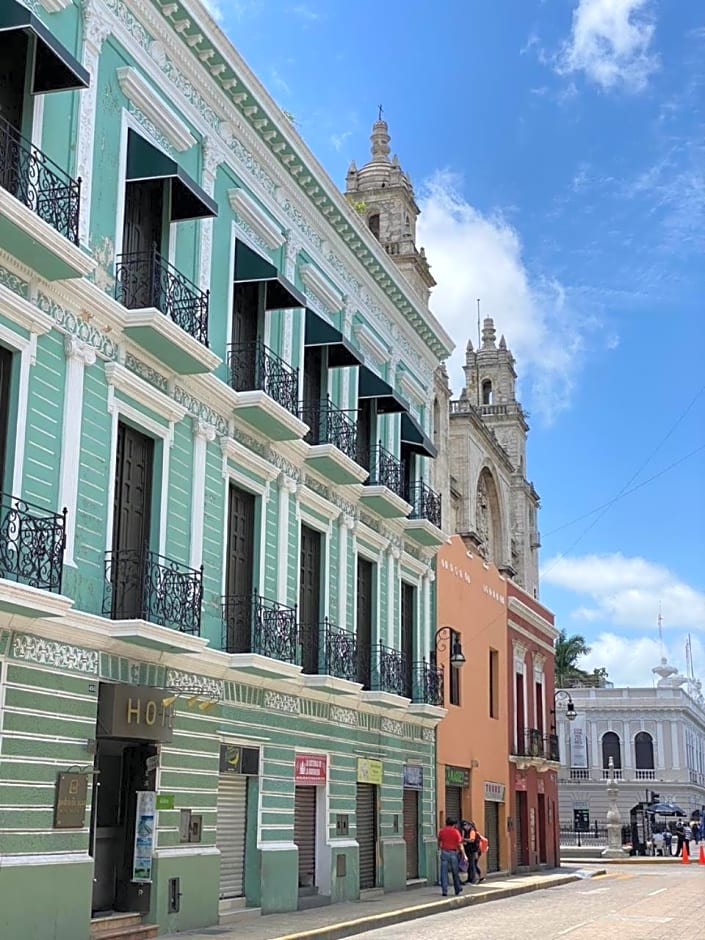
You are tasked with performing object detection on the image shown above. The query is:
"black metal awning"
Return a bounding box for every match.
[126,130,217,222]
[0,1,90,93]
[401,411,437,458]
[358,364,409,414]
[234,239,306,310]
[304,309,364,368]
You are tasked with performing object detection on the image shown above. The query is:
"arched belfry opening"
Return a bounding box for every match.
[475,467,503,565]
[482,379,492,405]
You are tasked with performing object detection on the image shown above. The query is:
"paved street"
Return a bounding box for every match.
[358,864,702,940]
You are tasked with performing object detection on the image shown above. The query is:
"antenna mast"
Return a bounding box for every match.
[476,298,481,408]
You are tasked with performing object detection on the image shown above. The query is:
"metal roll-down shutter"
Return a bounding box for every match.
[403,788,419,879]
[294,785,317,888]
[356,783,377,889]
[216,774,248,898]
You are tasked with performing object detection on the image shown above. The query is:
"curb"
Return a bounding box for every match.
[561,856,683,865]
[266,872,595,940]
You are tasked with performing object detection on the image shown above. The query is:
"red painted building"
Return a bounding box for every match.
[506,582,560,870]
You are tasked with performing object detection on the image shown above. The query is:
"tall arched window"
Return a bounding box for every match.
[368,213,380,240]
[482,379,492,405]
[635,731,654,769]
[602,732,622,769]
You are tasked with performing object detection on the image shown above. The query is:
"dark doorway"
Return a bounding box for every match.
[0,345,12,487]
[111,423,154,619]
[403,789,419,879]
[537,793,547,864]
[90,739,157,915]
[230,281,260,391]
[400,582,415,698]
[224,484,256,653]
[356,558,373,688]
[515,791,528,867]
[356,399,373,470]
[0,31,28,132]
[121,180,165,309]
[299,524,322,675]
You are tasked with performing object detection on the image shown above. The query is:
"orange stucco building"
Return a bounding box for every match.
[435,536,511,874]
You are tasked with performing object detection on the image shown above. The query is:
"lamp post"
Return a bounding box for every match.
[433,626,466,669]
[550,688,576,733]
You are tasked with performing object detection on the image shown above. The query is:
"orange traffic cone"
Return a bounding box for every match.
[699,845,705,865]
[681,843,690,864]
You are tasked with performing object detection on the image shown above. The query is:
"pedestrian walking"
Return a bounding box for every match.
[437,816,465,897]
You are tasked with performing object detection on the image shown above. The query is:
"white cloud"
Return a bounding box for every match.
[291,4,320,21]
[330,130,352,152]
[417,171,602,422]
[579,631,705,687]
[541,553,705,630]
[201,0,224,21]
[556,0,659,92]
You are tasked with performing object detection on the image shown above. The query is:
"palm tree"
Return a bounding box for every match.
[555,630,591,686]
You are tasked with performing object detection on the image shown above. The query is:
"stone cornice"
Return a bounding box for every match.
[105,362,187,422]
[299,262,343,313]
[508,596,559,640]
[116,65,196,151]
[228,187,285,249]
[124,0,452,362]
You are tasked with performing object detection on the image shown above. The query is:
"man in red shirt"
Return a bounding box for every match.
[437,816,465,896]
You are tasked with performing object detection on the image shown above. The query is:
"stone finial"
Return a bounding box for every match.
[370,119,391,162]
[466,337,474,355]
[481,317,497,349]
[499,334,507,349]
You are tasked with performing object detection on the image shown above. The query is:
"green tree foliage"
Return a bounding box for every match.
[555,629,591,686]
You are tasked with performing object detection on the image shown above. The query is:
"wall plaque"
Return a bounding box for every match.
[54,772,88,829]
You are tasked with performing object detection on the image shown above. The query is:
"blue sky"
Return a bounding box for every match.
[208,0,705,686]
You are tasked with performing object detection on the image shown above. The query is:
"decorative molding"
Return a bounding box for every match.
[116,66,196,152]
[11,633,98,675]
[228,187,285,249]
[356,520,390,556]
[40,0,72,11]
[422,727,435,742]
[105,362,187,423]
[381,717,405,737]
[399,369,428,408]
[353,321,390,368]
[299,261,343,313]
[0,284,54,338]
[296,481,341,523]
[221,435,279,485]
[64,335,97,367]
[508,595,559,640]
[193,417,217,443]
[165,668,223,699]
[278,472,298,496]
[263,690,300,713]
[330,705,358,726]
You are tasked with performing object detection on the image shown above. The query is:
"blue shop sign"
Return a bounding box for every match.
[403,764,423,790]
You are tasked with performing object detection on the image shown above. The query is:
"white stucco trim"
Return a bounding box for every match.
[228,187,285,249]
[117,67,196,152]
[299,261,343,313]
[189,419,216,569]
[104,363,187,424]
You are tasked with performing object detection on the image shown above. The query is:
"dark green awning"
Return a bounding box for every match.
[0,1,89,93]
[234,240,306,310]
[304,309,364,368]
[401,412,437,458]
[358,365,409,414]
[126,130,217,222]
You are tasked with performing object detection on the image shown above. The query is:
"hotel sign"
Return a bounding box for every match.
[98,684,174,742]
[54,772,88,829]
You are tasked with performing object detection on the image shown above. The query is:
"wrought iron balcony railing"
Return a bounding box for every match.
[513,727,546,759]
[228,340,299,416]
[0,493,67,593]
[323,620,358,681]
[412,660,444,706]
[407,480,442,529]
[372,642,410,697]
[364,444,406,501]
[222,592,299,664]
[103,548,203,634]
[0,115,81,244]
[115,247,210,346]
[301,398,359,462]
[547,732,560,762]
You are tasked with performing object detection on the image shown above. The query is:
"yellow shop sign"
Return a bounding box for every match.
[357,757,383,785]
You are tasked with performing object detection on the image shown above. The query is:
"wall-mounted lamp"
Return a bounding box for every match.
[434,625,466,669]
[161,688,220,710]
[550,689,577,733]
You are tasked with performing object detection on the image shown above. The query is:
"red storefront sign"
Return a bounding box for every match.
[295,754,327,784]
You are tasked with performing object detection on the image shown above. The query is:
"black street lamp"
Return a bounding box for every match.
[550,688,577,732]
[434,626,466,669]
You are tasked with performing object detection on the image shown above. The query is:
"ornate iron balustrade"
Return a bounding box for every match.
[412,660,444,706]
[103,548,203,634]
[228,340,299,415]
[0,115,81,244]
[222,592,299,664]
[407,480,442,529]
[365,444,406,501]
[372,642,409,697]
[513,727,546,758]
[301,398,358,462]
[323,620,358,681]
[115,247,209,346]
[547,732,560,762]
[0,493,66,593]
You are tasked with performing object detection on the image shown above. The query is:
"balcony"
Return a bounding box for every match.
[601,768,624,780]
[299,619,362,693]
[511,727,560,769]
[222,592,300,676]
[412,660,444,707]
[634,769,655,781]
[404,480,445,546]
[103,548,205,653]
[0,493,71,618]
[301,398,368,485]
[359,642,412,705]
[359,444,412,518]
[115,247,219,374]
[229,340,306,441]
[0,115,92,280]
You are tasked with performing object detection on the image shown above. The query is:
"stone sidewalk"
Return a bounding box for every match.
[167,867,602,940]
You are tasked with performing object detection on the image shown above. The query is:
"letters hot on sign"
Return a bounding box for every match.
[97,683,174,743]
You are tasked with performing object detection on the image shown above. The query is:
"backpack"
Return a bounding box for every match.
[466,830,481,853]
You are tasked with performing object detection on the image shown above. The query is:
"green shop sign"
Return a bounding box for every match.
[445,765,470,787]
[156,793,175,810]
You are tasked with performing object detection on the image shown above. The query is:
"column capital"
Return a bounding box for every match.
[64,335,96,366]
[192,418,216,443]
[279,472,298,495]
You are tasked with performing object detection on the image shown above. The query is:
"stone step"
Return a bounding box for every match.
[90,913,158,940]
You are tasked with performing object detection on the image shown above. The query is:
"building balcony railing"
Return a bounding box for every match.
[373,642,409,697]
[299,618,359,681]
[569,769,590,781]
[115,247,210,346]
[412,660,444,706]
[364,444,406,501]
[512,728,560,762]
[103,548,203,634]
[301,398,359,462]
[0,114,81,244]
[228,340,299,416]
[0,493,67,593]
[222,592,299,665]
[601,767,623,780]
[546,732,560,762]
[407,480,442,529]
[634,769,655,781]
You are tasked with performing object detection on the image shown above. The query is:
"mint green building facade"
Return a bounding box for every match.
[0,2,453,938]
